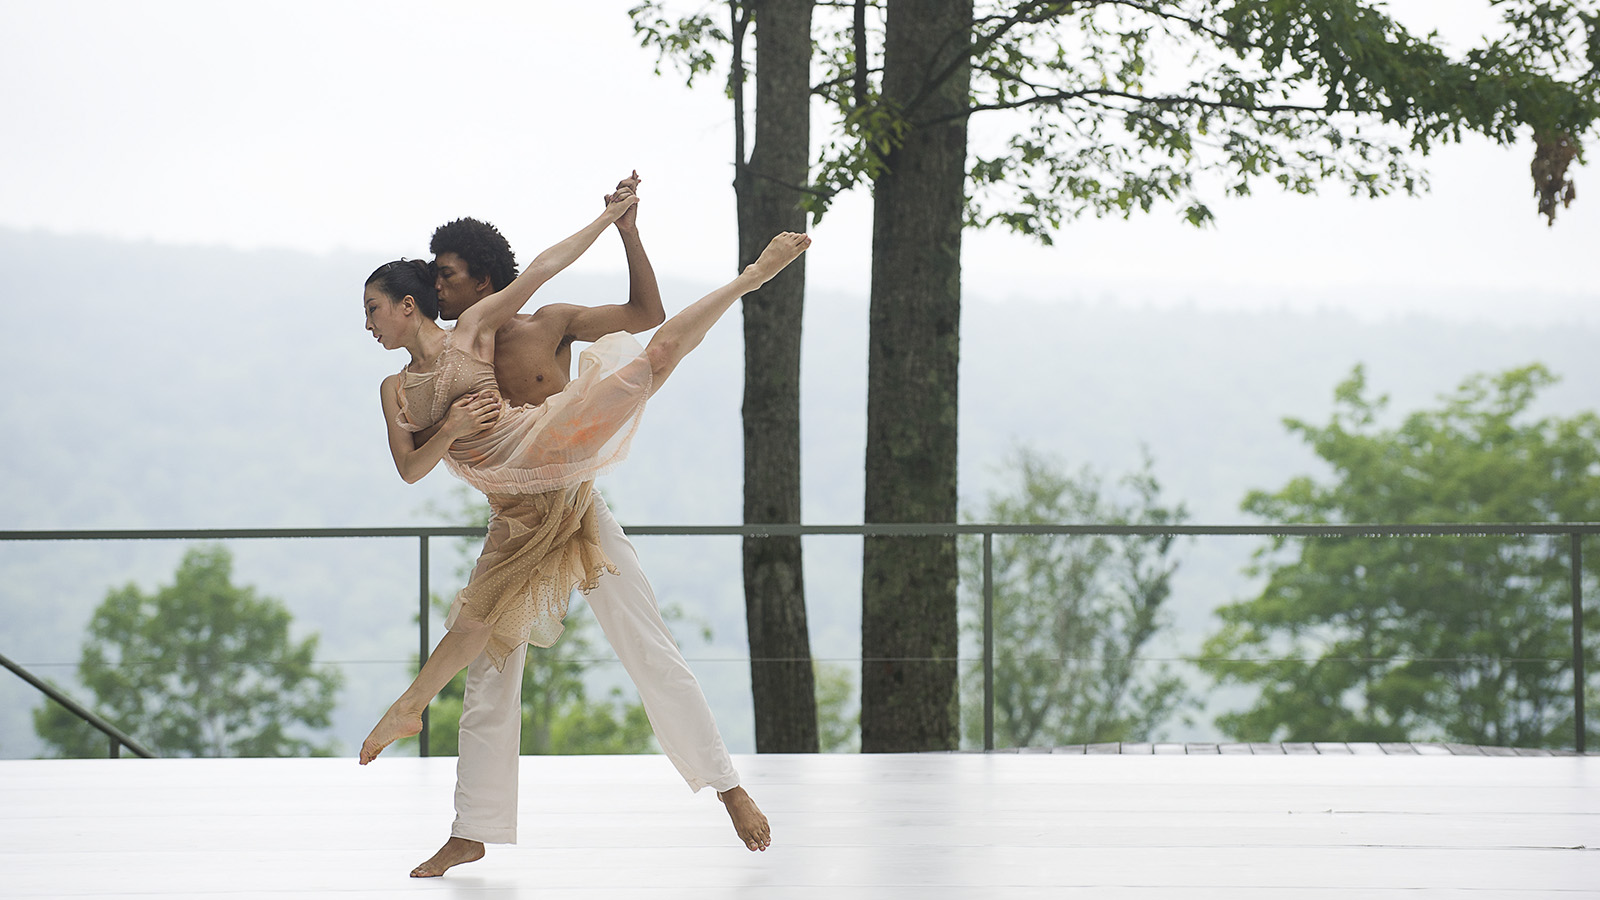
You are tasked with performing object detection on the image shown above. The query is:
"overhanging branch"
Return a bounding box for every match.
[930,85,1364,124]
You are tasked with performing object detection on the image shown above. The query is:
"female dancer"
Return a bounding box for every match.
[359,188,810,764]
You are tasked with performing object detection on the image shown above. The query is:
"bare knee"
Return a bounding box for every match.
[647,341,679,383]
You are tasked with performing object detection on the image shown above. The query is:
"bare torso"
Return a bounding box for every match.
[490,311,576,408]
[408,308,576,447]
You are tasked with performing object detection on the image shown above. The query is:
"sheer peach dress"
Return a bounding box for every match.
[394,330,652,669]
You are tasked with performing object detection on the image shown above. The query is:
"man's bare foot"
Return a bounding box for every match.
[744,232,811,285]
[358,705,421,765]
[410,836,485,878]
[718,785,771,852]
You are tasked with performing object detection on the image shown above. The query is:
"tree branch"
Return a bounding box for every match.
[745,166,833,199]
[854,0,869,110]
[1097,0,1236,46]
[813,66,885,93]
[934,84,1360,124]
[903,0,1062,120]
[730,1,751,172]
[898,0,1234,125]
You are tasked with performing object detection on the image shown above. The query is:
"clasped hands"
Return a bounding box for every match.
[605,170,642,232]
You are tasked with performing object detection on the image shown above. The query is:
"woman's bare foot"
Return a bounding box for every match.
[410,837,485,878]
[743,232,811,285]
[718,785,771,851]
[358,705,421,765]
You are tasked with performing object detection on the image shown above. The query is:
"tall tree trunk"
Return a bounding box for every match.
[736,0,819,753]
[860,0,972,752]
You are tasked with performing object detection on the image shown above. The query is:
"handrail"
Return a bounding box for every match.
[1,522,1592,755]
[0,650,156,759]
[7,523,1600,540]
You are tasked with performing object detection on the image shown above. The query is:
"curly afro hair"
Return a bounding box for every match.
[429,217,519,292]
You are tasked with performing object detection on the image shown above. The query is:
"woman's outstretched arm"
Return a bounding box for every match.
[454,188,639,360]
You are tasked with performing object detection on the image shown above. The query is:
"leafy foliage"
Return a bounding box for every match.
[34,546,342,758]
[628,1,733,86]
[625,1,1600,751]
[631,1,1600,231]
[1202,365,1600,747]
[959,448,1191,747]
[813,661,861,752]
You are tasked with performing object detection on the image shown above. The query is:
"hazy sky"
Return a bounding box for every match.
[2,0,1595,317]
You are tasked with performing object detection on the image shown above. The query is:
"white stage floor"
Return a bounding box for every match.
[2,751,1597,899]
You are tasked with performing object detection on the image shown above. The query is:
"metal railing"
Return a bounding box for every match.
[0,649,154,758]
[2,522,1594,756]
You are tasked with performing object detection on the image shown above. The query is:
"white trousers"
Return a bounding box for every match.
[450,491,741,844]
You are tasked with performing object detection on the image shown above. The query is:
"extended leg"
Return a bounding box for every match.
[360,618,492,765]
[410,639,529,877]
[584,492,771,851]
[646,232,809,389]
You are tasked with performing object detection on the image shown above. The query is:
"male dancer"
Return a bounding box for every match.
[412,174,770,878]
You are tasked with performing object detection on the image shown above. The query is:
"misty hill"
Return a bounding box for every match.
[2,228,1596,758]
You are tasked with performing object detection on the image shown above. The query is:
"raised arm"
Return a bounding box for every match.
[453,188,639,360]
[565,172,665,340]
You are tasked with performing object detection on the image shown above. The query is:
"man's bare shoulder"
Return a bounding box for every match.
[531,303,587,325]
[499,304,580,332]
[498,307,565,338]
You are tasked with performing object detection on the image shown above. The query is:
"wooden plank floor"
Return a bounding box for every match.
[2,751,1597,899]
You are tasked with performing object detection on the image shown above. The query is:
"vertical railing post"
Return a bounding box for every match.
[419,534,431,758]
[983,530,995,752]
[109,737,119,759]
[1572,532,1586,754]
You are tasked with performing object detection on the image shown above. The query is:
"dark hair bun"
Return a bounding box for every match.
[364,258,441,321]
